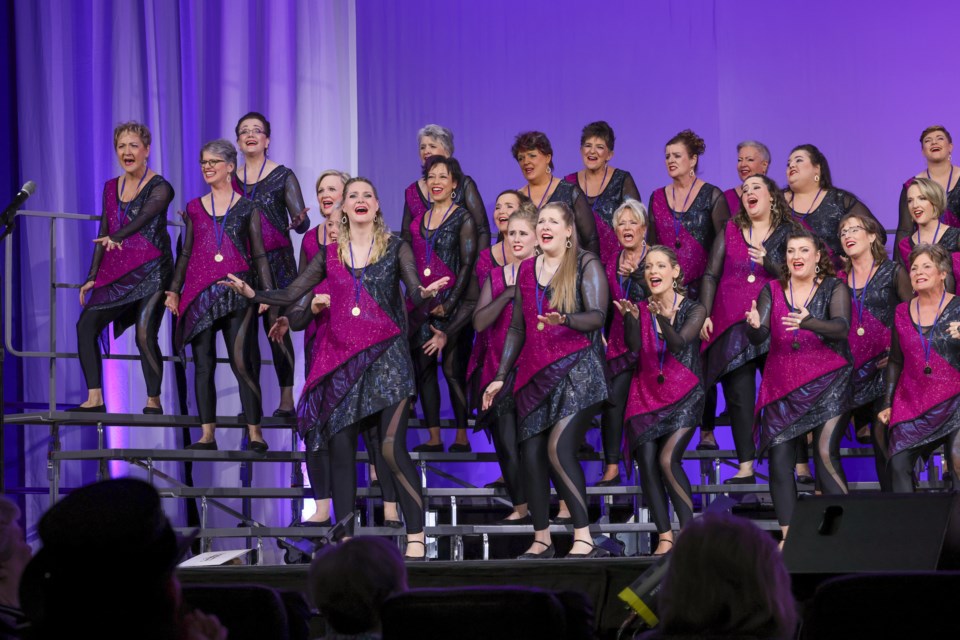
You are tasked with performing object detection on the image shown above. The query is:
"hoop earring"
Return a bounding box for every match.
[565,238,572,249]
[341,215,348,224]
[814,174,820,183]
[815,264,821,274]
[689,170,695,178]
[672,280,678,290]
[451,190,458,201]
[547,167,552,175]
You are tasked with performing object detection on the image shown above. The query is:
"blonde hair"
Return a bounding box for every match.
[539,202,580,314]
[908,177,947,217]
[337,178,391,265]
[113,121,151,148]
[315,169,351,194]
[510,200,539,230]
[612,197,648,228]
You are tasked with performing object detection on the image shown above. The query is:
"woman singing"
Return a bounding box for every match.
[407,156,479,453]
[75,121,174,413]
[470,203,539,523]
[563,121,641,265]
[233,111,309,418]
[839,213,911,490]
[699,175,794,482]
[401,124,490,248]
[482,202,610,559]
[224,177,448,559]
[647,129,730,302]
[880,244,960,492]
[722,140,771,220]
[784,144,885,275]
[165,139,274,452]
[513,131,599,255]
[896,125,960,248]
[618,246,706,555]
[897,178,960,291]
[596,199,649,486]
[746,229,853,543]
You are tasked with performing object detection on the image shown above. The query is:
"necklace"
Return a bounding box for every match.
[348,241,374,317]
[422,201,455,277]
[652,291,678,384]
[117,170,148,228]
[927,164,954,197]
[528,177,556,209]
[241,159,267,201]
[915,289,947,375]
[669,180,697,249]
[583,165,609,213]
[850,260,876,337]
[534,256,560,331]
[791,188,823,221]
[788,277,819,350]
[746,223,773,283]
[210,189,237,263]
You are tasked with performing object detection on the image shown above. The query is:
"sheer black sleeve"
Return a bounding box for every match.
[646,191,660,246]
[799,280,851,339]
[623,312,641,353]
[283,171,310,234]
[895,183,913,250]
[252,246,327,307]
[397,240,432,307]
[110,179,174,242]
[699,228,726,316]
[747,284,773,345]
[572,187,600,256]
[841,191,887,246]
[461,175,490,248]
[893,262,913,302]
[494,285,526,382]
[439,213,478,315]
[563,254,607,332]
[473,276,515,332]
[883,323,903,410]
[621,172,642,203]
[443,272,479,336]
[709,186,731,236]
[85,205,110,283]
[168,211,193,293]
[762,224,790,278]
[248,208,274,291]
[658,301,707,353]
[400,194,414,245]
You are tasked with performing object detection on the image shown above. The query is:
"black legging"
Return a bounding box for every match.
[413,330,468,430]
[522,404,599,531]
[700,385,717,434]
[305,430,398,503]
[76,290,166,396]
[635,427,696,533]
[250,313,295,388]
[491,411,524,507]
[847,399,891,492]
[190,305,262,425]
[769,416,848,526]
[600,371,632,466]
[890,429,960,493]
[328,399,422,535]
[719,361,760,464]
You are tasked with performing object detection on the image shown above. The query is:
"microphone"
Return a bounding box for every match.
[3,181,36,217]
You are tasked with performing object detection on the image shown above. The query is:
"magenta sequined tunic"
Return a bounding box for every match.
[564,169,640,266]
[232,166,300,289]
[86,176,174,333]
[604,251,648,377]
[902,177,960,227]
[648,185,725,300]
[701,221,790,386]
[754,279,854,454]
[896,228,960,294]
[466,265,516,426]
[623,299,705,449]
[724,188,740,219]
[292,239,415,448]
[888,298,960,455]
[301,224,329,363]
[512,256,609,441]
[174,197,263,353]
[847,261,902,408]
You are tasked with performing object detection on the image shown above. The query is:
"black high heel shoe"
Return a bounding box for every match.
[517,540,555,559]
[403,540,427,561]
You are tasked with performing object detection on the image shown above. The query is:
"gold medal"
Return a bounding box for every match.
[747,274,756,283]
[536,322,545,331]
[351,306,361,317]
[856,326,865,337]
[423,267,431,277]
[214,253,224,263]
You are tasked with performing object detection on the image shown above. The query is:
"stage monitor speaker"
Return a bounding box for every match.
[784,492,960,574]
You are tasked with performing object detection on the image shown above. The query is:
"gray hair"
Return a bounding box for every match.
[200,138,238,168]
[417,124,454,155]
[613,197,648,228]
[737,140,771,163]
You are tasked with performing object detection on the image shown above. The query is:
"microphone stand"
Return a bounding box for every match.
[0,207,18,495]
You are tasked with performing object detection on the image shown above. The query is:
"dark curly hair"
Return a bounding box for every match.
[580,121,615,150]
[667,129,706,158]
[778,227,836,286]
[512,131,554,170]
[733,174,795,232]
[422,155,464,190]
[789,144,833,190]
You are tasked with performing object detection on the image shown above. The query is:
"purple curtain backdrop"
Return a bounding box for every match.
[356,0,960,485]
[9,0,356,556]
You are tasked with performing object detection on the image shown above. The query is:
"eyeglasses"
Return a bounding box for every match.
[199,159,226,168]
[839,226,865,238]
[238,128,265,137]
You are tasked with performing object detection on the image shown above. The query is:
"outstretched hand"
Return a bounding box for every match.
[745,300,760,329]
[94,235,121,251]
[268,316,290,342]
[537,311,565,327]
[422,325,447,356]
[420,276,450,299]
[482,381,503,411]
[218,273,255,299]
[613,299,639,319]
